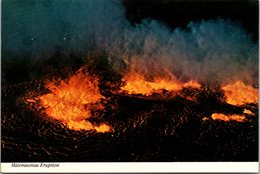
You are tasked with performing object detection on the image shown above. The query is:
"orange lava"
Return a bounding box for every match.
[222,81,258,106]
[243,109,254,115]
[36,71,112,133]
[120,73,201,96]
[211,113,246,122]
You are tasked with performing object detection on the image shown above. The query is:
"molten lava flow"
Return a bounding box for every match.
[211,113,246,122]
[222,81,258,106]
[120,73,201,96]
[35,71,112,133]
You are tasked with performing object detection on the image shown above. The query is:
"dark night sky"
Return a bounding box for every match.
[124,0,258,41]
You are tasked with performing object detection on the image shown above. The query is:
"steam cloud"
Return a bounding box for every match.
[3,0,258,85]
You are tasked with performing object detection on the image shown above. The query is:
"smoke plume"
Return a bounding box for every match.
[2,0,258,85]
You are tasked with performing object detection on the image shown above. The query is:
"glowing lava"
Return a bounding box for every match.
[222,81,258,106]
[243,109,254,115]
[120,73,201,96]
[26,69,257,131]
[35,71,112,133]
[211,113,246,122]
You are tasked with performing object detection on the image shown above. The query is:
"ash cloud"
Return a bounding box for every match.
[2,0,258,85]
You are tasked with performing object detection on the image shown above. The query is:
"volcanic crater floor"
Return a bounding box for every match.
[1,80,258,162]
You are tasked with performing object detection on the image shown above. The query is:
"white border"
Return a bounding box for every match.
[1,162,259,173]
[1,1,259,174]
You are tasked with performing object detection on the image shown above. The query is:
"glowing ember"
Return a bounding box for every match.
[120,74,201,96]
[222,81,258,106]
[183,80,201,88]
[202,117,209,121]
[243,109,254,115]
[211,113,246,122]
[94,123,113,133]
[35,71,112,133]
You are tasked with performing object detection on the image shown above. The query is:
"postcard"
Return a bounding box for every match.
[1,0,259,173]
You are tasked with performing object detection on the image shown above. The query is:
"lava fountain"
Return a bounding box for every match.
[28,69,112,133]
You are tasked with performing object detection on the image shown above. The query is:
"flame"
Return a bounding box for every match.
[120,73,201,96]
[211,113,246,122]
[222,81,258,106]
[35,71,112,133]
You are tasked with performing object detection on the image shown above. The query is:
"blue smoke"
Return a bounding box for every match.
[2,0,258,85]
